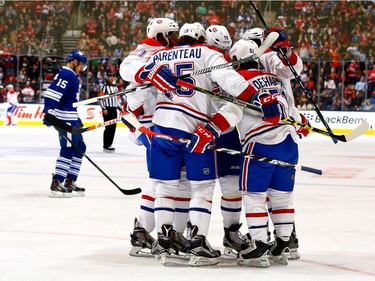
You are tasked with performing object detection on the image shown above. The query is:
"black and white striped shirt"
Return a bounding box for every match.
[99,83,119,109]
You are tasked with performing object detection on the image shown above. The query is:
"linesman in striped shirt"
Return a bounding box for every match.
[99,72,120,152]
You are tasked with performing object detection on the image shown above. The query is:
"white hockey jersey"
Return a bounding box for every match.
[119,38,165,84]
[148,44,250,134]
[259,50,303,123]
[236,69,300,151]
[119,38,164,140]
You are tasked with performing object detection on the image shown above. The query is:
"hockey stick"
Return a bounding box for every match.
[73,83,154,108]
[72,32,279,108]
[46,112,322,174]
[45,115,142,196]
[249,1,338,144]
[176,81,370,142]
[119,112,322,175]
[44,112,131,135]
[177,31,279,78]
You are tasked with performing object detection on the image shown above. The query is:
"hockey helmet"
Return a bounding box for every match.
[242,28,265,46]
[229,39,259,61]
[178,23,200,40]
[147,18,179,40]
[194,22,207,40]
[67,49,87,65]
[205,25,232,51]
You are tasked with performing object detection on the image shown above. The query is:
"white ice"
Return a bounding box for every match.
[0,125,374,281]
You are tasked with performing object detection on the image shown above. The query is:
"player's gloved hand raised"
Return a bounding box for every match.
[187,123,220,153]
[265,27,292,54]
[136,62,177,93]
[296,113,310,138]
[259,93,283,124]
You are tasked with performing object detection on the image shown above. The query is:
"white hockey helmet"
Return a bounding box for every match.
[205,25,232,50]
[194,22,207,40]
[179,23,200,40]
[146,18,179,40]
[242,27,265,45]
[229,39,259,61]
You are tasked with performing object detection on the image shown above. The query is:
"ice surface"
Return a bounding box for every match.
[0,126,374,281]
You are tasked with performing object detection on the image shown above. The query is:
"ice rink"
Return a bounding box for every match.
[1,125,374,281]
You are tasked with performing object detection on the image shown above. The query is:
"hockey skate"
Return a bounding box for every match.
[189,225,221,267]
[169,230,191,260]
[289,224,300,260]
[237,239,270,267]
[64,178,85,197]
[151,224,174,264]
[49,174,72,198]
[269,236,290,265]
[223,223,250,257]
[129,218,155,257]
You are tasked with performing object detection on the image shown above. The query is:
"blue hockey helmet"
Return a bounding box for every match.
[67,49,87,65]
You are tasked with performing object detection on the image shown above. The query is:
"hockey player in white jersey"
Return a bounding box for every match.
[228,39,308,267]
[205,25,250,257]
[119,18,191,257]
[243,27,309,260]
[5,84,19,126]
[135,23,252,266]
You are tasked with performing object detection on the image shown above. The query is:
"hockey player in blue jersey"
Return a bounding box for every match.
[43,49,88,198]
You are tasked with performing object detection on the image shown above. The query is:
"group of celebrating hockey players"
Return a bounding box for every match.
[42,17,310,267]
[118,18,310,267]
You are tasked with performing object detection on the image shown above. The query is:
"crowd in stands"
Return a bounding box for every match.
[0,0,374,111]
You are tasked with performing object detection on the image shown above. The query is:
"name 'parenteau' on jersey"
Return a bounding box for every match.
[151,45,204,63]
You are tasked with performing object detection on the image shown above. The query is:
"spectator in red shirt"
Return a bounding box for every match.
[368,64,375,96]
[346,60,359,86]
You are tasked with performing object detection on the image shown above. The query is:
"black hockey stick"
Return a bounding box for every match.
[120,112,322,175]
[46,112,322,174]
[177,31,279,78]
[73,83,154,108]
[45,115,142,196]
[73,32,279,108]
[176,81,369,142]
[249,1,338,144]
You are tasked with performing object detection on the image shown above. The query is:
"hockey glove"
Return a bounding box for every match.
[136,62,177,92]
[296,113,311,138]
[43,117,51,127]
[77,117,84,128]
[42,109,56,127]
[259,93,283,125]
[187,123,220,153]
[265,27,292,51]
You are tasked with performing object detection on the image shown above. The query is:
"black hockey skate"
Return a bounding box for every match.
[237,239,270,267]
[289,223,300,260]
[269,236,290,265]
[129,218,155,257]
[152,224,174,264]
[64,178,85,197]
[170,230,190,258]
[49,174,72,198]
[223,223,250,257]
[189,225,221,266]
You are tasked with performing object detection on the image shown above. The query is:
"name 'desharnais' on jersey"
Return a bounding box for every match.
[250,75,284,90]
